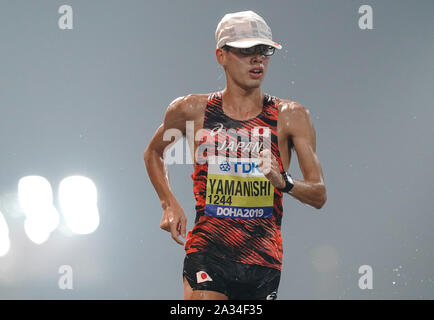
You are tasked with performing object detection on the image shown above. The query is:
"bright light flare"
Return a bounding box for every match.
[0,211,11,257]
[18,176,60,244]
[24,218,50,245]
[59,176,99,235]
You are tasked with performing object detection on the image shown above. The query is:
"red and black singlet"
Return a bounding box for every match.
[185,91,284,271]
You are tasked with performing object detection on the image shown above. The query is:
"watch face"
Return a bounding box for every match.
[286,173,294,185]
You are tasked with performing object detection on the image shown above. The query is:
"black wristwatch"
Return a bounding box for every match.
[277,171,294,193]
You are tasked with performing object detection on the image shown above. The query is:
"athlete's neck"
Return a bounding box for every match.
[221,87,264,121]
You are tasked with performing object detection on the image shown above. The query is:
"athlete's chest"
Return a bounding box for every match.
[186,95,292,170]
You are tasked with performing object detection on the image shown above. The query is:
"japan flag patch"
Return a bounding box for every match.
[196,271,213,284]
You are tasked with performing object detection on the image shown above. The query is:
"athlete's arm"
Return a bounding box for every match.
[283,102,327,209]
[144,96,192,245]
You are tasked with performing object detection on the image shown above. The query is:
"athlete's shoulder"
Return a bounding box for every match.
[274,97,311,121]
[166,93,209,120]
[273,97,314,136]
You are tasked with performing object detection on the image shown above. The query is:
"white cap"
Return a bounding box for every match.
[215,10,282,50]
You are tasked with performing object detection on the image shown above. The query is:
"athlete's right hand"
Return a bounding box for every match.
[160,198,187,246]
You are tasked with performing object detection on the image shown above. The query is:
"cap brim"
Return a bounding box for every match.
[225,38,282,50]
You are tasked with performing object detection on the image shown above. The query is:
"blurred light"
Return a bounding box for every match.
[24,218,50,245]
[18,176,60,244]
[59,176,99,235]
[0,193,24,219]
[0,210,11,257]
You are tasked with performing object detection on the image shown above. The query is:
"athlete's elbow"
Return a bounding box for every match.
[143,147,151,164]
[144,146,157,167]
[314,197,326,210]
[313,185,327,209]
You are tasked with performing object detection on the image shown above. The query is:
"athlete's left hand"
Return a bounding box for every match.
[258,149,285,189]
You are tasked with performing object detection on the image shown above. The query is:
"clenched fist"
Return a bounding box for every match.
[257,149,285,189]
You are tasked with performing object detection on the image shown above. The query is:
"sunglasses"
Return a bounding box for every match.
[222,44,275,57]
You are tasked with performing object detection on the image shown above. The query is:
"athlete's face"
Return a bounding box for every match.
[216,46,271,90]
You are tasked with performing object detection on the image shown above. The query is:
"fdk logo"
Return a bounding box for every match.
[231,161,260,174]
[219,161,231,172]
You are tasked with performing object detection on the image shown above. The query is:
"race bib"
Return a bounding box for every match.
[205,156,274,219]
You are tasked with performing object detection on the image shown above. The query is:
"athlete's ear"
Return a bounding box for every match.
[216,48,225,66]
